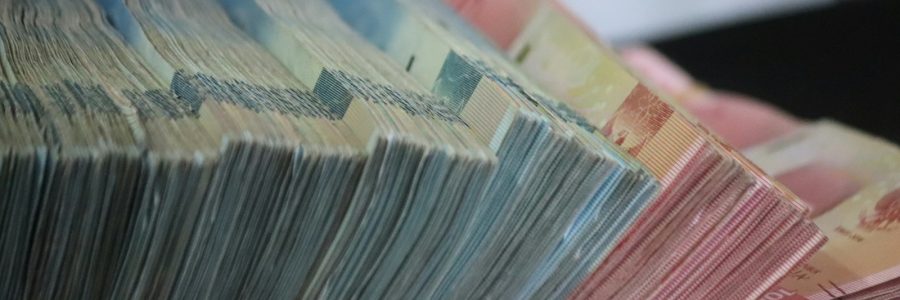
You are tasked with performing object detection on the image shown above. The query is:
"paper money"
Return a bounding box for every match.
[0,1,206,298]
[2,0,497,299]
[0,0,836,299]
[103,1,374,298]
[137,1,501,299]
[747,120,900,300]
[326,1,668,298]
[445,1,826,299]
[263,1,662,299]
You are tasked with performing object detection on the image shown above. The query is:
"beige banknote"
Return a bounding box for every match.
[747,120,900,300]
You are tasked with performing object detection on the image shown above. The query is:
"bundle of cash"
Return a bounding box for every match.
[222,1,659,298]
[441,0,831,299]
[0,1,164,298]
[0,0,837,299]
[113,1,495,298]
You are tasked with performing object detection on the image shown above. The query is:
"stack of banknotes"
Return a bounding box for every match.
[450,1,900,299]
[337,0,823,299]
[2,0,890,299]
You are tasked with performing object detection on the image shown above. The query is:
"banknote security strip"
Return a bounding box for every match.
[0,0,845,299]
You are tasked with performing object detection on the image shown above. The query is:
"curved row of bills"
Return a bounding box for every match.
[403,0,832,299]
[0,0,656,299]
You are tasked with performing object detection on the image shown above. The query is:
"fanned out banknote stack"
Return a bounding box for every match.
[0,0,837,299]
[352,0,825,299]
[450,1,900,300]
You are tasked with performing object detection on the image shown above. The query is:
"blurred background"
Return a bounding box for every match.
[563,0,899,143]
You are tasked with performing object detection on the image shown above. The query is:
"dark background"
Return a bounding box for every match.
[652,0,899,143]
